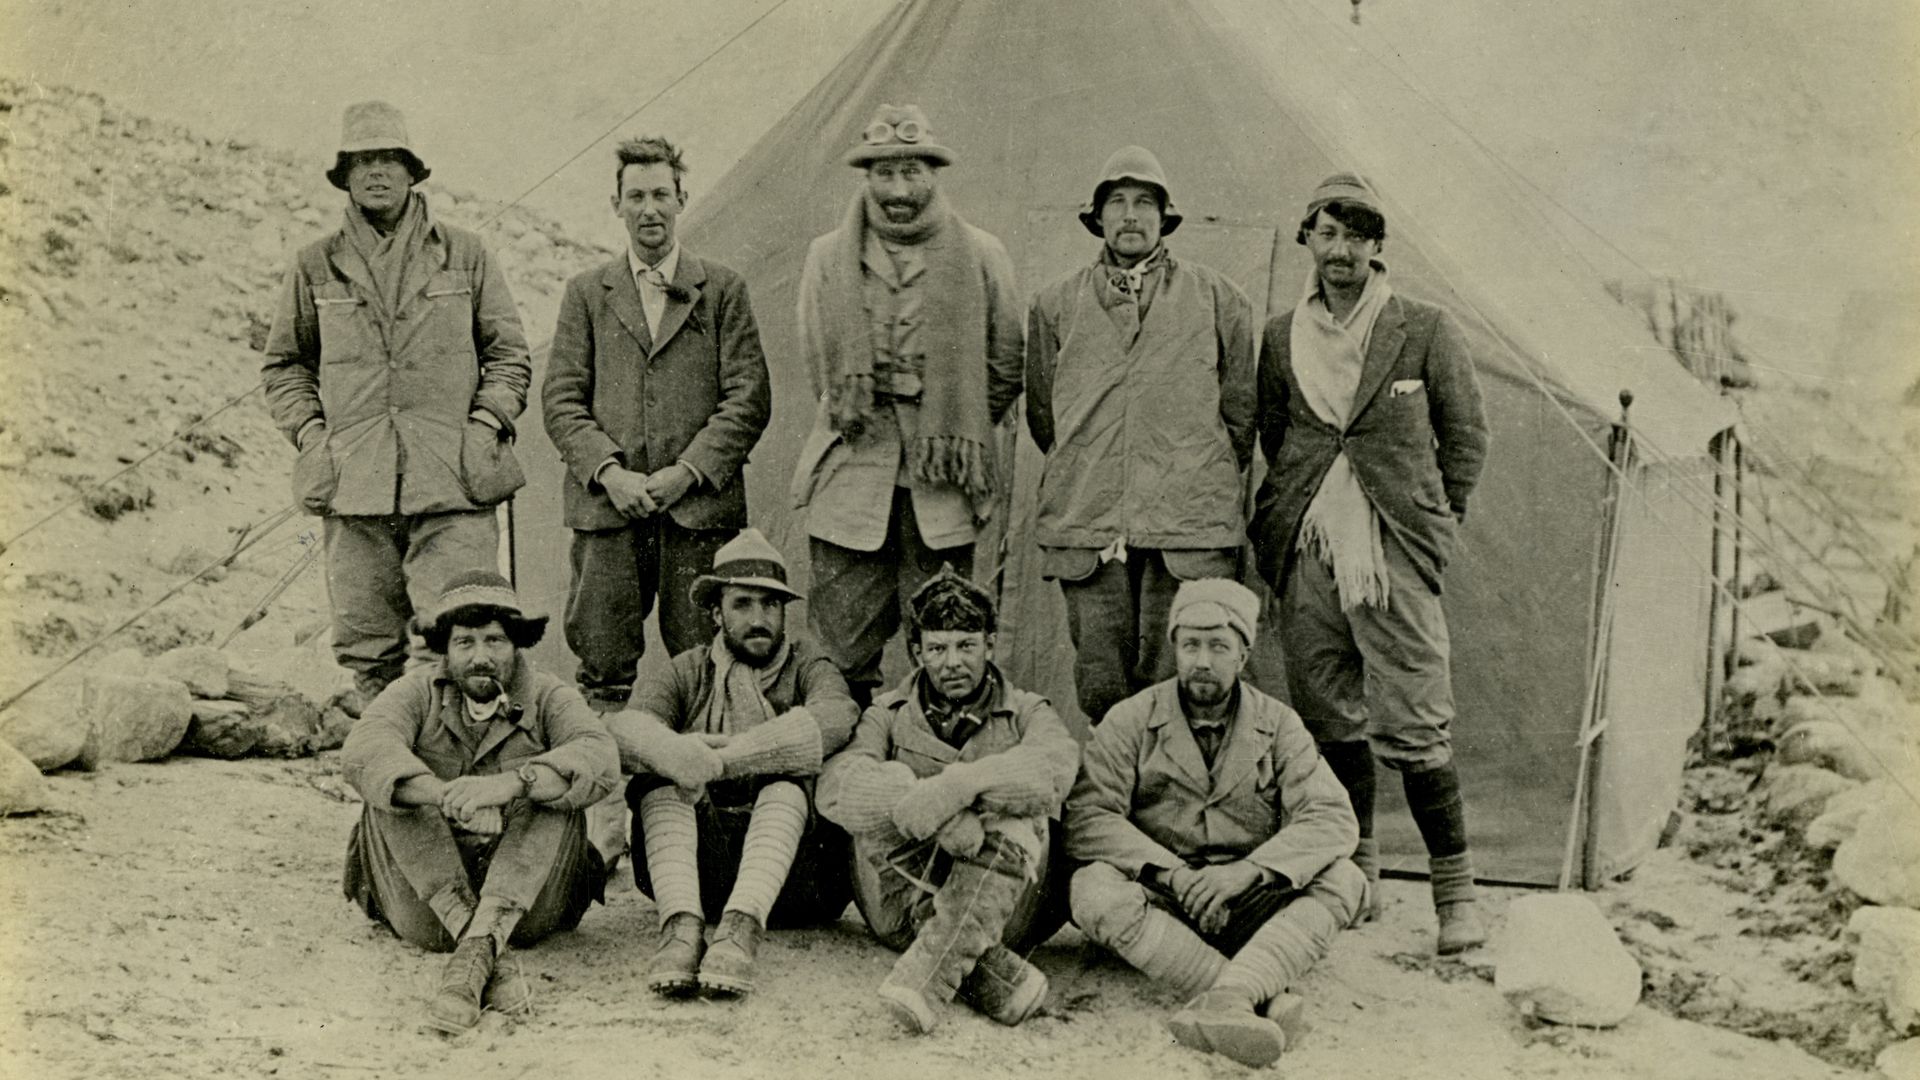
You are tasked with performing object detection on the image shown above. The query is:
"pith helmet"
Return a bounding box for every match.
[1078,145,1183,237]
[689,529,804,608]
[325,100,431,191]
[845,103,956,168]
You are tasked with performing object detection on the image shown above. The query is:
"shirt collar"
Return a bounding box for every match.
[627,242,681,285]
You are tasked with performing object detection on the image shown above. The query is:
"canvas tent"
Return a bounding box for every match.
[513,0,1739,886]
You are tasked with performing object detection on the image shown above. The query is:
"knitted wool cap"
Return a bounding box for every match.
[1166,578,1260,649]
[1306,171,1382,218]
[423,569,547,643]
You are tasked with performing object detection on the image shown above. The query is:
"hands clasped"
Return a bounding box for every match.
[1166,861,1266,936]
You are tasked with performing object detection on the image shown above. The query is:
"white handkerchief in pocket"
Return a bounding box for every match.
[1390,379,1425,397]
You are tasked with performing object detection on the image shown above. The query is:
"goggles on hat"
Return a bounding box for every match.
[862,119,925,145]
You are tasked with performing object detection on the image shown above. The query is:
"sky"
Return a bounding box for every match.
[3,0,1915,381]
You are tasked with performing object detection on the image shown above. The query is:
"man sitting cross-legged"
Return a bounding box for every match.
[1065,578,1364,1068]
[818,566,1080,1034]
[608,528,859,999]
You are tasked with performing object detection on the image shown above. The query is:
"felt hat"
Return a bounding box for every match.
[325,100,431,191]
[689,529,804,608]
[422,569,547,643]
[1166,578,1260,649]
[1078,145,1184,237]
[1305,171,1383,218]
[845,103,955,168]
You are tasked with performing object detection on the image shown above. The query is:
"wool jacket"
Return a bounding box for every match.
[817,666,1080,837]
[1025,255,1256,551]
[1064,679,1359,894]
[261,198,532,517]
[606,637,859,778]
[343,658,618,814]
[789,221,1023,552]
[541,251,772,532]
[1251,293,1489,595]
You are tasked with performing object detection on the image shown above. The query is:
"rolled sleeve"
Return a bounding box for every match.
[526,684,619,811]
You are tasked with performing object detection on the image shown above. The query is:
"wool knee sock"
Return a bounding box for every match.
[638,786,703,927]
[1400,762,1469,858]
[1122,906,1228,999]
[1211,895,1344,1006]
[722,782,808,926]
[1318,740,1376,839]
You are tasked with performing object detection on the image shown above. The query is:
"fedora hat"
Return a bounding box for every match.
[689,529,804,609]
[844,103,956,169]
[325,100,431,191]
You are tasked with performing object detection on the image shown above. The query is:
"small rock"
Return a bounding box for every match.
[1879,1037,1920,1079]
[0,739,46,814]
[0,698,86,770]
[75,673,191,767]
[83,474,154,521]
[182,699,260,758]
[1495,893,1642,1027]
[1760,764,1858,828]
[1725,654,1788,707]
[152,644,229,698]
[1851,906,1920,1033]
[1834,793,1920,907]
[312,705,356,753]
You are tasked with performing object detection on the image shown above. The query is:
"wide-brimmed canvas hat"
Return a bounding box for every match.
[689,529,804,608]
[1078,145,1184,237]
[325,100,431,191]
[844,103,956,168]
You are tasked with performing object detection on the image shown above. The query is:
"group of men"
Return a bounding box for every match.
[268,100,1492,1068]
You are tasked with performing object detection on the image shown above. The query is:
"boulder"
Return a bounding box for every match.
[1759,764,1858,828]
[1776,651,1866,696]
[1776,720,1883,782]
[1851,906,1920,1033]
[152,644,229,698]
[0,698,86,770]
[0,738,46,814]
[1724,655,1788,708]
[76,673,191,766]
[1494,893,1642,1027]
[1879,1037,1920,1080]
[1834,794,1920,907]
[182,699,260,758]
[1809,780,1892,850]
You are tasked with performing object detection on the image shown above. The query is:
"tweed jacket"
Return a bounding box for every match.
[1064,679,1358,892]
[541,251,772,532]
[261,201,532,517]
[1025,254,1256,551]
[1251,293,1489,595]
[343,658,619,814]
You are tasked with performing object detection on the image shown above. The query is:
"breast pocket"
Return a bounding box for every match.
[312,285,370,364]
[420,273,475,346]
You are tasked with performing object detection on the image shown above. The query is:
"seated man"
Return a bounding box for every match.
[342,570,619,1034]
[1065,578,1364,1068]
[818,566,1080,1034]
[609,528,858,999]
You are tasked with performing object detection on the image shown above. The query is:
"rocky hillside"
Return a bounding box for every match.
[0,78,611,715]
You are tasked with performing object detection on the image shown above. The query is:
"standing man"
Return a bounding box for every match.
[1249,173,1491,953]
[263,101,531,708]
[543,136,772,711]
[1066,579,1362,1069]
[1025,146,1256,727]
[341,570,619,1034]
[790,104,1024,709]
[609,529,859,1000]
[818,566,1080,1034]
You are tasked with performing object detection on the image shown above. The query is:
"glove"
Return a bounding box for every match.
[649,731,725,790]
[933,811,985,859]
[890,766,982,841]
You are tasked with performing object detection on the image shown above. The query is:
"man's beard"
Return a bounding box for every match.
[1178,673,1232,709]
[723,629,781,668]
[460,670,505,702]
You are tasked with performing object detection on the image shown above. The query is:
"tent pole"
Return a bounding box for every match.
[1560,391,1635,889]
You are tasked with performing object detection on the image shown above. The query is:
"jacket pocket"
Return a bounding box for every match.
[1161,549,1237,582]
[291,430,338,515]
[459,420,526,506]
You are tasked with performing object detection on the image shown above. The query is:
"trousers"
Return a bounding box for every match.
[851,817,1066,955]
[1053,547,1235,725]
[323,510,498,685]
[564,518,731,702]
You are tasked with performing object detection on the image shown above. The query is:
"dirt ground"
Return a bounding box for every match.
[0,753,1859,1080]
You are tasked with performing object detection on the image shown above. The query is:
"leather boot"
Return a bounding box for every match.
[1351,837,1383,924]
[957,944,1048,1026]
[1166,986,1290,1069]
[646,912,707,997]
[698,910,763,998]
[483,948,533,1016]
[424,936,495,1034]
[1430,853,1488,955]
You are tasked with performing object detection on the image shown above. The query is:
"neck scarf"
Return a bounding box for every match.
[341,191,430,321]
[698,633,792,736]
[815,187,995,501]
[1291,261,1395,610]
